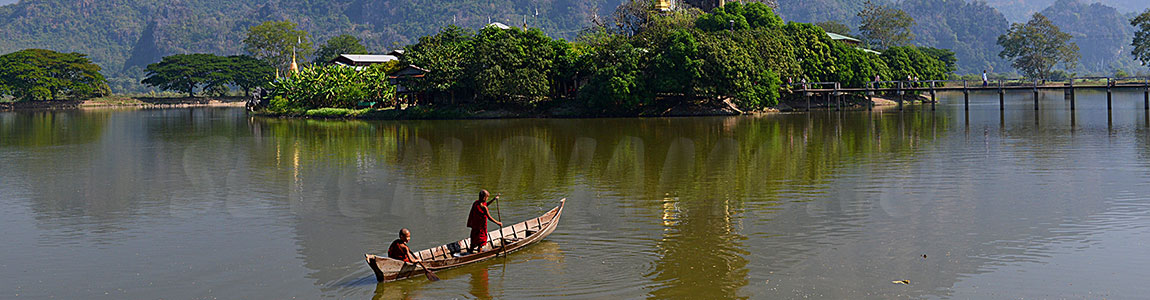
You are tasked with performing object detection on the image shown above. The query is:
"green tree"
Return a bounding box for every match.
[997,13,1080,79]
[243,20,313,74]
[696,32,780,109]
[858,0,915,50]
[783,23,838,83]
[881,46,949,81]
[313,34,369,64]
[917,47,957,73]
[815,20,851,36]
[0,49,108,101]
[696,2,782,32]
[141,54,227,97]
[403,25,474,97]
[1132,9,1150,67]
[227,55,276,96]
[650,29,703,96]
[468,26,562,103]
[577,31,650,112]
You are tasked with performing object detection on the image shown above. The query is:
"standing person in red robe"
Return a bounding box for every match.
[467,190,502,253]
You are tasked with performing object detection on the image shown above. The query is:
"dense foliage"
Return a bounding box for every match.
[141,54,274,97]
[267,65,395,111]
[0,0,623,93]
[389,1,948,114]
[997,13,1080,79]
[1133,9,1150,68]
[0,49,108,101]
[4,0,1149,88]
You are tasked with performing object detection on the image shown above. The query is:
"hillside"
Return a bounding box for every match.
[1041,0,1140,74]
[983,0,1150,23]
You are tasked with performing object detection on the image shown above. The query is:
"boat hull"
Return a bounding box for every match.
[365,198,565,282]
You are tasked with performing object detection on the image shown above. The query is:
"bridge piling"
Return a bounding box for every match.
[804,83,811,112]
[1107,78,1113,110]
[1070,78,1076,110]
[930,81,936,111]
[867,83,873,111]
[897,82,904,111]
[1033,79,1039,111]
[834,83,840,111]
[963,80,969,111]
[1144,79,1148,110]
[998,79,1004,111]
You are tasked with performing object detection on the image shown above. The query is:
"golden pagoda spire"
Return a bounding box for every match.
[289,36,300,74]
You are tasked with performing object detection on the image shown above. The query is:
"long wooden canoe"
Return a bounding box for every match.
[365,198,565,282]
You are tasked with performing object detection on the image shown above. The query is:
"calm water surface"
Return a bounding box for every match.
[3,91,1150,299]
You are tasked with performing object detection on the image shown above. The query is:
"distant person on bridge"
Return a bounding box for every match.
[983,70,989,87]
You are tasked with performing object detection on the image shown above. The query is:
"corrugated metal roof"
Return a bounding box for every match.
[826,32,860,42]
[336,54,398,63]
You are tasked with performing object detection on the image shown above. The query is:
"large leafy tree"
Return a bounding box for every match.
[882,46,948,81]
[243,20,313,74]
[577,30,650,112]
[997,13,1080,79]
[857,0,915,50]
[403,25,474,96]
[1132,9,1150,67]
[313,34,369,64]
[141,54,227,97]
[0,49,108,101]
[469,26,562,103]
[696,2,782,32]
[650,29,703,96]
[228,55,276,96]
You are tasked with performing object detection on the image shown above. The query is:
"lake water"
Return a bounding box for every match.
[3,91,1150,299]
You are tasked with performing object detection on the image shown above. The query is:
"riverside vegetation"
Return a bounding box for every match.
[259,1,952,118]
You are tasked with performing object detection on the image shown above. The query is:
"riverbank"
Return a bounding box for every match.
[0,96,246,111]
[253,94,939,120]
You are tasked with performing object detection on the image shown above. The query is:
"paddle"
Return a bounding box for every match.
[408,249,441,282]
[495,193,505,258]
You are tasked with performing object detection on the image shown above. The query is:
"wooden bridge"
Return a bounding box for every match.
[789,77,1150,112]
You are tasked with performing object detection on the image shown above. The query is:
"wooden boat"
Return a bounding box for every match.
[365,198,565,282]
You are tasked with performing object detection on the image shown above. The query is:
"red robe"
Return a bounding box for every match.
[467,200,491,248]
[387,239,412,263]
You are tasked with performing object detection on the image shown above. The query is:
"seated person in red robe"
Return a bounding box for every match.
[387,228,420,263]
[466,190,502,253]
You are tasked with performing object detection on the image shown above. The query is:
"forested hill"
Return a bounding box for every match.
[983,0,1149,23]
[0,0,622,91]
[777,0,1144,75]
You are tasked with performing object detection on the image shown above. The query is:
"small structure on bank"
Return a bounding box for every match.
[330,54,399,68]
[389,65,431,104]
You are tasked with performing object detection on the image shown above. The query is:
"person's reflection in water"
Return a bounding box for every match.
[469,266,492,300]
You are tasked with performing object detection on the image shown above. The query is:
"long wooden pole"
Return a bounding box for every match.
[495,193,504,258]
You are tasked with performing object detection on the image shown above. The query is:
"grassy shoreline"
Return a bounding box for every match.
[1,96,247,111]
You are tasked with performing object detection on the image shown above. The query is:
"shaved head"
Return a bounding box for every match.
[479,189,490,200]
[399,228,410,239]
